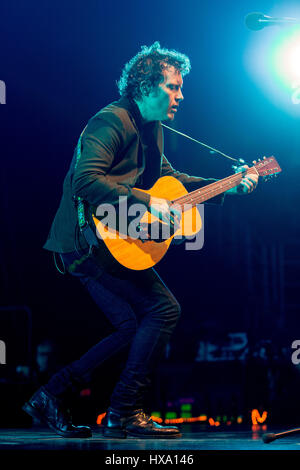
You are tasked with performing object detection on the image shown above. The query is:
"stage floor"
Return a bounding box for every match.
[0,425,299,452]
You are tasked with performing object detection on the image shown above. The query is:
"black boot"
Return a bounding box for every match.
[22,387,92,438]
[102,408,181,439]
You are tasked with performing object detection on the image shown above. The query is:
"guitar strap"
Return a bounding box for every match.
[73,126,99,251]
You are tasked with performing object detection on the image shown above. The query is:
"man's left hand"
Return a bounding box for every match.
[226,165,259,195]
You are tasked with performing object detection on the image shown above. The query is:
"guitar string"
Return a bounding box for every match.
[172,168,258,208]
[172,173,243,207]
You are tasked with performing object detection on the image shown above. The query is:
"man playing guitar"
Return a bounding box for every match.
[23,42,258,439]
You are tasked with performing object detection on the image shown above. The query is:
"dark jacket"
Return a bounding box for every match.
[43,97,223,253]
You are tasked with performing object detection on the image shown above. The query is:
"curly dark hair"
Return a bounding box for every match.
[117,41,191,101]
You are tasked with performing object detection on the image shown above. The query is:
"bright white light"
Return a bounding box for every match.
[275,34,300,84]
[244,3,300,114]
[287,42,300,77]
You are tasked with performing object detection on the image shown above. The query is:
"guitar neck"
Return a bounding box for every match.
[172,167,258,208]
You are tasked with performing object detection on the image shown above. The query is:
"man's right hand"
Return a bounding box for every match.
[138,197,181,243]
[149,196,181,226]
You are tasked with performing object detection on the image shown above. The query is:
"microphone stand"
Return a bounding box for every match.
[245,12,300,30]
[263,427,300,444]
[259,18,299,25]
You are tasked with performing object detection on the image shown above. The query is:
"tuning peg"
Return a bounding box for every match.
[263,156,266,160]
[252,160,257,164]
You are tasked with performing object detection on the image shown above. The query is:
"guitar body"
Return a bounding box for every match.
[90,156,281,271]
[92,176,202,270]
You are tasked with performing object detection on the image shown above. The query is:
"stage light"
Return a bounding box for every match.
[151,415,163,423]
[181,403,192,411]
[245,17,300,115]
[79,388,91,397]
[96,411,250,426]
[165,411,177,419]
[271,27,300,90]
[181,412,192,418]
[96,412,106,424]
[199,415,207,421]
[251,409,268,425]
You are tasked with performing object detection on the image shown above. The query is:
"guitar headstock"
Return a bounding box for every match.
[253,156,282,179]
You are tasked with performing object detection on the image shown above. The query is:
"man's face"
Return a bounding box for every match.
[143,65,184,121]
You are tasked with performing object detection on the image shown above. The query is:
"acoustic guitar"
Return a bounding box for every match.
[92,156,281,270]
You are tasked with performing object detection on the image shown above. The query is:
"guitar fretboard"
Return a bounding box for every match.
[172,167,258,208]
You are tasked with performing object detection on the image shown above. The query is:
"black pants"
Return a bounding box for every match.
[44,249,181,414]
